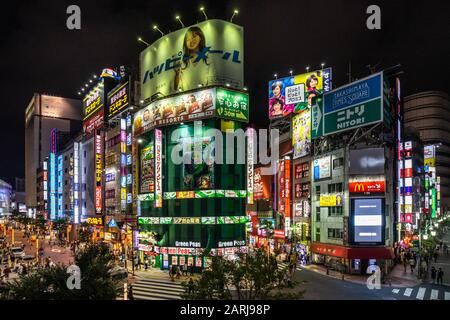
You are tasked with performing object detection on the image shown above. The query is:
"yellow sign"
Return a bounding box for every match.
[424,158,436,167]
[319,194,343,207]
[87,217,103,225]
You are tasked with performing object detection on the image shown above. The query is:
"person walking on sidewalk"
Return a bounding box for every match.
[437,268,444,286]
[409,257,416,273]
[431,266,437,284]
[403,257,407,273]
[433,251,438,263]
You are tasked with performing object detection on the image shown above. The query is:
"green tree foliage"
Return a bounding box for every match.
[181,248,304,300]
[4,243,121,300]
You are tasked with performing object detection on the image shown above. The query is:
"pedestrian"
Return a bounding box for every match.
[176,265,181,279]
[433,251,438,263]
[183,262,188,276]
[187,277,194,294]
[431,266,437,284]
[189,262,194,276]
[439,241,443,250]
[437,268,444,285]
[144,256,149,270]
[169,265,173,281]
[403,257,407,273]
[3,266,10,279]
[409,257,416,273]
[444,244,448,256]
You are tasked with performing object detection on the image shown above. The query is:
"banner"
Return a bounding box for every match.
[107,81,129,118]
[292,108,311,159]
[154,129,162,208]
[140,143,154,194]
[321,72,383,136]
[269,68,332,119]
[95,131,102,214]
[319,194,343,207]
[140,19,244,100]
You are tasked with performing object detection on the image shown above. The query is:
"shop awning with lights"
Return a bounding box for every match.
[311,243,395,260]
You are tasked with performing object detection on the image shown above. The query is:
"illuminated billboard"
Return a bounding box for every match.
[154,129,162,208]
[292,108,311,159]
[352,198,384,244]
[313,72,384,137]
[269,68,332,119]
[95,131,102,214]
[140,19,244,100]
[313,156,331,180]
[83,85,105,121]
[140,143,154,194]
[247,130,254,204]
[319,194,343,207]
[254,167,271,200]
[133,87,248,136]
[107,81,129,118]
[349,148,385,175]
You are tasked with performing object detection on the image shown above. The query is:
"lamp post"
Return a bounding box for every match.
[200,6,208,20]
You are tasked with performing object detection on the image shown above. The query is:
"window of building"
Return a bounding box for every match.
[316,207,321,222]
[328,228,343,239]
[333,157,344,170]
[84,150,87,158]
[329,206,343,217]
[64,156,68,161]
[327,183,343,193]
[316,227,321,242]
[65,180,67,186]
[315,185,320,198]
[295,184,301,198]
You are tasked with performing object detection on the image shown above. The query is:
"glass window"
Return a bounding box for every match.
[333,157,344,170]
[316,207,321,222]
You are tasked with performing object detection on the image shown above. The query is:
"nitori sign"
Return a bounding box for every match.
[314,72,383,137]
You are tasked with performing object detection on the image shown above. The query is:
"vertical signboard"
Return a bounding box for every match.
[247,130,254,204]
[50,128,57,221]
[284,158,291,218]
[95,130,102,214]
[73,142,79,224]
[292,109,311,159]
[154,129,162,208]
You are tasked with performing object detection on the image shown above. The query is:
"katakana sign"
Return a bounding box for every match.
[313,72,383,137]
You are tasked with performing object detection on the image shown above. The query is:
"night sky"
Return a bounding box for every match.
[1,0,449,185]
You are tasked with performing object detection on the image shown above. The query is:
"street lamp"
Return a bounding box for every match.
[230,9,239,23]
[175,15,185,28]
[137,36,150,46]
[306,66,310,72]
[153,25,164,36]
[321,62,325,69]
[200,6,208,20]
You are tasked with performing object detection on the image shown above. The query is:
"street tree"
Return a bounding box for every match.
[5,243,121,300]
[181,248,304,300]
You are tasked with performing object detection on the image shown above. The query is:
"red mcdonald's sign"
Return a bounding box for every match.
[349,181,385,193]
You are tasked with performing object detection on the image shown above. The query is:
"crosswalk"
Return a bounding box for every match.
[391,286,450,300]
[131,277,185,300]
[278,262,302,272]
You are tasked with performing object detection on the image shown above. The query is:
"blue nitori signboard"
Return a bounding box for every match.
[314,72,384,137]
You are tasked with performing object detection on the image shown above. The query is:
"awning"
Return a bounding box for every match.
[311,242,395,260]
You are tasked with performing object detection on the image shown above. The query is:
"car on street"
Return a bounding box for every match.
[18,255,35,262]
[9,247,25,259]
[109,266,128,281]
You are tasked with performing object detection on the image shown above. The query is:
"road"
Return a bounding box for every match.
[4,229,74,266]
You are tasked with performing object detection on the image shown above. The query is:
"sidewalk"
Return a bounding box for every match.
[300,263,421,288]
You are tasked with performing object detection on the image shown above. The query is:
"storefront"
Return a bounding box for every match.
[311,242,395,275]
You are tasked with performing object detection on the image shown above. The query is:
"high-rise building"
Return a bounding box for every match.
[404,91,450,210]
[24,94,82,210]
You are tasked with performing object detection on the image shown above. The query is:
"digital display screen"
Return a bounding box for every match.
[353,198,383,243]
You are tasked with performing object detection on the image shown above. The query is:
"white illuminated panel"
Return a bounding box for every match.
[355,215,382,226]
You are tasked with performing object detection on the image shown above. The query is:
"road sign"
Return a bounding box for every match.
[314,72,383,137]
